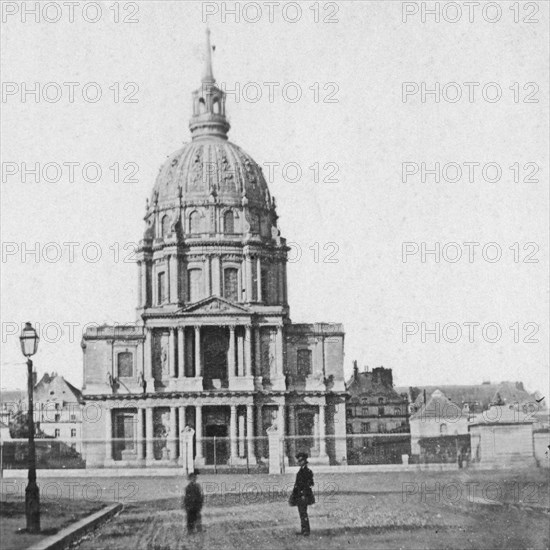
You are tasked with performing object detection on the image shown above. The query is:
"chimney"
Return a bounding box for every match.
[353,360,359,380]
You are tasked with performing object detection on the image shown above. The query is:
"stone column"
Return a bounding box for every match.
[212,255,221,296]
[256,257,262,302]
[169,406,178,460]
[319,404,327,457]
[245,325,252,376]
[315,336,324,376]
[169,327,176,378]
[275,326,284,377]
[288,405,296,459]
[104,408,112,462]
[194,326,201,377]
[228,326,236,378]
[278,403,285,435]
[256,404,264,457]
[204,255,211,297]
[238,411,245,457]
[137,260,143,307]
[282,263,287,304]
[178,327,185,378]
[230,404,238,462]
[255,327,261,377]
[246,404,254,462]
[179,406,186,431]
[146,407,154,460]
[169,254,178,304]
[237,330,244,377]
[245,254,253,301]
[144,328,152,379]
[313,408,319,455]
[136,408,144,460]
[278,261,284,304]
[195,405,203,462]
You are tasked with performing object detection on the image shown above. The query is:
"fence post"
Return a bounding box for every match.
[180,426,195,475]
[267,424,283,475]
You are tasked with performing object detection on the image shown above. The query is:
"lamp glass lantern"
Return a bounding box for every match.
[20,322,39,357]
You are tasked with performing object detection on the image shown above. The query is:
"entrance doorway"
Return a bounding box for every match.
[203,327,229,388]
[112,411,136,461]
[205,424,229,465]
[296,411,315,458]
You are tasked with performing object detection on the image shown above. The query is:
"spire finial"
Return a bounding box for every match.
[203,27,215,83]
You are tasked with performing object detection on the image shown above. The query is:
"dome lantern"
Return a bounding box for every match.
[189,28,230,140]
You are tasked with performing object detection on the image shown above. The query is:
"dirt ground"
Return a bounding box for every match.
[67,469,550,550]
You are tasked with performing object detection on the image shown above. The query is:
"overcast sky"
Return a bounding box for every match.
[1,1,548,395]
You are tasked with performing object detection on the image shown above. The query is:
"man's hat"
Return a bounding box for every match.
[295,452,308,461]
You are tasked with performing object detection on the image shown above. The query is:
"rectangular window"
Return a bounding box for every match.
[157,271,167,304]
[54,429,60,437]
[361,407,369,416]
[378,406,385,416]
[361,422,370,433]
[70,414,77,422]
[117,351,134,378]
[187,269,202,302]
[54,414,61,422]
[297,349,312,377]
[71,428,77,437]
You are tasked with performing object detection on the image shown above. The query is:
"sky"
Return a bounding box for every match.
[1,1,548,395]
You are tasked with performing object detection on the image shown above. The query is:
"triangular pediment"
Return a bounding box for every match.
[179,296,250,315]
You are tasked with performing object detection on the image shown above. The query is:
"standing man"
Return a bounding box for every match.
[290,452,315,536]
[183,472,204,534]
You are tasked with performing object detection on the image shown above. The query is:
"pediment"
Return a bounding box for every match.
[179,296,250,315]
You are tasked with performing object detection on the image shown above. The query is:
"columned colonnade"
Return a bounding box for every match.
[142,324,285,380]
[104,401,328,464]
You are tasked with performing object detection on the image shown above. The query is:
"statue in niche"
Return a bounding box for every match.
[161,342,169,376]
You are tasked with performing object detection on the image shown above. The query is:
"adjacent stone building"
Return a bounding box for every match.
[34,373,84,453]
[81,32,347,468]
[346,364,409,464]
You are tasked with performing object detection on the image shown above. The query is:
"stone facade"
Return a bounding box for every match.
[81,31,347,468]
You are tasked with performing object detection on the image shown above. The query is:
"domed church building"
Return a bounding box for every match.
[81,31,347,468]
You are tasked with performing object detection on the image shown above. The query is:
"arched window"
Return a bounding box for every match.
[198,98,206,114]
[161,215,170,237]
[117,352,133,378]
[223,268,238,302]
[187,269,202,302]
[189,211,200,234]
[212,98,220,114]
[224,210,234,234]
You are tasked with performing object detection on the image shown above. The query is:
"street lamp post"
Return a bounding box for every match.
[19,322,40,533]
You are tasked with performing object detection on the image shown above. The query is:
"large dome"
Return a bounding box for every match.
[151,139,270,209]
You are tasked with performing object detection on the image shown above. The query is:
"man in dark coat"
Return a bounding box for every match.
[291,452,315,536]
[183,472,204,534]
